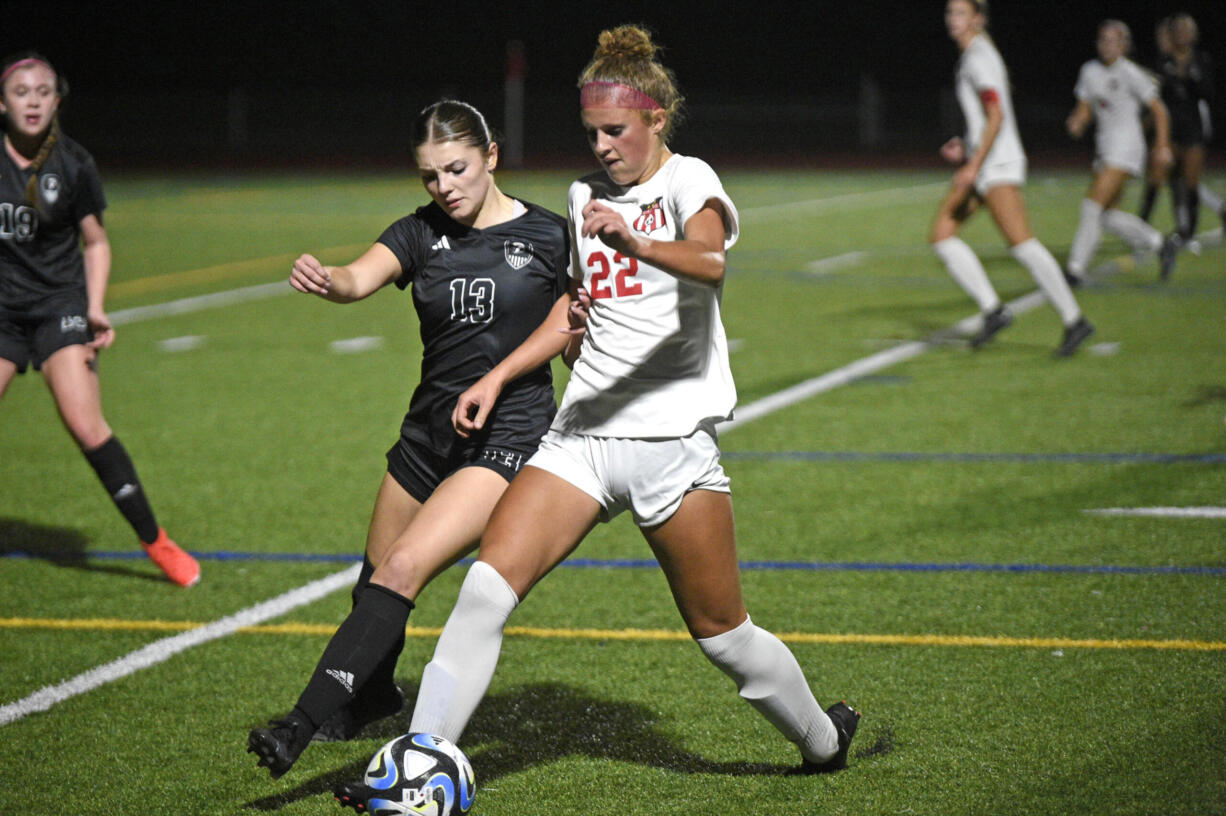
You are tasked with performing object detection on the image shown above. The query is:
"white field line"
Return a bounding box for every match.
[804,250,868,276]
[1085,507,1226,519]
[740,181,948,221]
[0,564,361,727]
[109,281,290,326]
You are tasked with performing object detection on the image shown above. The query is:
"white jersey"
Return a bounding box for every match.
[1074,57,1156,176]
[556,154,739,439]
[956,35,1026,170]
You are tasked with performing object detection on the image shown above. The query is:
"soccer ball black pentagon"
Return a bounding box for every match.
[362,732,475,816]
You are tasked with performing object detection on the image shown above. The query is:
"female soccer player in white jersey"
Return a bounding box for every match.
[0,52,198,586]
[335,25,859,811]
[247,100,573,779]
[1065,20,1178,285]
[932,0,1094,357]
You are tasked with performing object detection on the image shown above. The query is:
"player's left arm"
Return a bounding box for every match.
[580,199,726,286]
[1147,96,1173,168]
[80,213,114,349]
[1066,100,1094,139]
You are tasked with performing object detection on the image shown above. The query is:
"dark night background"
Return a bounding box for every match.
[13,1,1226,169]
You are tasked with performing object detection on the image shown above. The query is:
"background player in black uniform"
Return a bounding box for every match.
[247,99,577,779]
[1156,14,1217,245]
[0,52,199,587]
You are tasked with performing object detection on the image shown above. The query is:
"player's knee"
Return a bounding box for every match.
[371,547,426,599]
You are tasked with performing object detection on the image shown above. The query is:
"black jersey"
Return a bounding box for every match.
[1157,50,1215,145]
[378,200,570,452]
[0,134,106,311]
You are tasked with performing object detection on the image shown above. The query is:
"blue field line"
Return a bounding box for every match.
[4,550,1223,576]
[721,451,1226,464]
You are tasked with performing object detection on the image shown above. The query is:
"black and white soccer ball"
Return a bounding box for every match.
[362,732,475,816]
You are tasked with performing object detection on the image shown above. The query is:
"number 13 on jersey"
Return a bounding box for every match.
[587,251,642,299]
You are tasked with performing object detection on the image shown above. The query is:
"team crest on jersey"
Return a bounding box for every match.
[633,197,667,234]
[504,239,533,269]
[40,174,61,206]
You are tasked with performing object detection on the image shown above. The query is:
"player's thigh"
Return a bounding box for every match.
[1180,145,1205,184]
[478,465,601,599]
[641,489,747,639]
[372,465,510,599]
[983,184,1034,246]
[0,357,17,400]
[1086,167,1132,208]
[930,183,978,242]
[40,344,111,449]
[365,472,425,567]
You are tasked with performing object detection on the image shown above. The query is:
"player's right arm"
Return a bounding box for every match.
[289,243,401,303]
[1066,100,1093,139]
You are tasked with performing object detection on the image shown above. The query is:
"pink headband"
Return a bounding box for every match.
[580,81,662,111]
[1,58,53,83]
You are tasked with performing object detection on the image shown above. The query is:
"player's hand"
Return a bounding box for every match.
[939,137,965,165]
[1066,115,1086,139]
[290,253,331,296]
[1151,144,1174,170]
[452,375,503,439]
[581,201,641,256]
[560,286,591,336]
[952,162,977,190]
[86,310,115,349]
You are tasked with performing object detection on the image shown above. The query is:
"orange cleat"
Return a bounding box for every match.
[142,528,201,587]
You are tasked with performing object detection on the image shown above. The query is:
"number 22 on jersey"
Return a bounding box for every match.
[586,251,642,299]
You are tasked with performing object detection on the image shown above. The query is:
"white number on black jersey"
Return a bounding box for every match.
[0,203,38,242]
[449,277,496,323]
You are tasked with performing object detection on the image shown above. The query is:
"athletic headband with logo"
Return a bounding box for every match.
[1,58,53,83]
[580,81,662,111]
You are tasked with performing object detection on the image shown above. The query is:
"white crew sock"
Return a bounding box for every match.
[697,616,838,763]
[1199,184,1223,214]
[1012,237,1081,326]
[1103,208,1162,252]
[408,561,519,744]
[933,236,1000,312]
[1066,198,1103,277]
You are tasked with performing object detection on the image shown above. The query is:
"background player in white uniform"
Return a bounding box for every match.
[1065,20,1177,285]
[336,25,859,811]
[0,52,198,587]
[247,100,572,779]
[932,0,1094,357]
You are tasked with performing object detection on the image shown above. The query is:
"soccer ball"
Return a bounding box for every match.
[362,732,475,816]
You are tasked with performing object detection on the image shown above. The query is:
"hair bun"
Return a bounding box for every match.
[594,25,658,62]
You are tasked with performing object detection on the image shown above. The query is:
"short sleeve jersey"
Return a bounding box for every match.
[377,200,570,452]
[1158,50,1215,144]
[956,35,1026,168]
[556,154,739,439]
[0,134,106,311]
[1075,57,1156,157]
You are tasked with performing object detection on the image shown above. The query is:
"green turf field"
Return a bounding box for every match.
[1,167,1223,815]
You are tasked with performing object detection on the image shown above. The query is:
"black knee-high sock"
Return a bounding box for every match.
[1170,178,1191,239]
[351,555,376,609]
[293,583,413,728]
[1185,185,1200,239]
[1139,183,1159,222]
[348,556,404,698]
[83,436,159,544]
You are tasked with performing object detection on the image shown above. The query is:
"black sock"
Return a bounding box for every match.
[294,583,413,729]
[351,555,376,609]
[346,556,403,703]
[83,436,159,544]
[1186,186,1200,239]
[1139,183,1158,222]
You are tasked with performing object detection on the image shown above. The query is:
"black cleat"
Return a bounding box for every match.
[247,714,314,779]
[313,684,405,743]
[1062,268,1084,288]
[334,780,379,812]
[970,305,1013,348]
[1055,317,1095,358]
[1158,234,1180,282]
[795,701,861,774]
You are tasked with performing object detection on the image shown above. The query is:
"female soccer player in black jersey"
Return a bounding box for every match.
[247,99,580,779]
[0,52,199,587]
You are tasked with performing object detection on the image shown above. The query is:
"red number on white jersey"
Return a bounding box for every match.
[586,251,641,299]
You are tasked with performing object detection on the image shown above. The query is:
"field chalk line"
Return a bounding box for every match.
[0,564,360,727]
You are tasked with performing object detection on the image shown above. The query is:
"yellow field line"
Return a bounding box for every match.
[3,617,1224,652]
[108,243,370,298]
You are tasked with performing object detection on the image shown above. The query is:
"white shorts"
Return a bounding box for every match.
[975,158,1027,196]
[527,422,731,527]
[1093,149,1146,179]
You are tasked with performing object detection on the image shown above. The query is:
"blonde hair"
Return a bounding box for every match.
[1099,19,1133,54]
[578,25,684,141]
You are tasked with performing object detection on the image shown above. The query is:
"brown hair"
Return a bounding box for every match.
[578,25,684,141]
[1,51,67,209]
[410,99,495,155]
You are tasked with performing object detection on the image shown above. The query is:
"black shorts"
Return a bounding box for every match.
[0,292,92,374]
[386,432,536,503]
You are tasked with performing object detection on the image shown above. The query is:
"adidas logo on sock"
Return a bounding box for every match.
[114,483,138,500]
[325,669,355,694]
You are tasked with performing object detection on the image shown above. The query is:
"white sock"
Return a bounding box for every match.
[697,616,838,763]
[933,237,1000,312]
[1066,198,1103,277]
[1012,238,1081,326]
[1199,184,1223,214]
[408,561,519,744]
[1102,208,1162,252]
